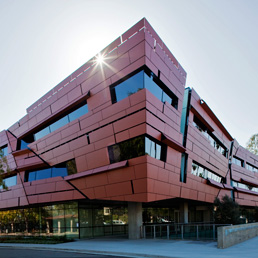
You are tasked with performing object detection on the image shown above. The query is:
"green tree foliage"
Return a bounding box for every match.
[213,195,241,225]
[0,147,10,189]
[246,133,258,155]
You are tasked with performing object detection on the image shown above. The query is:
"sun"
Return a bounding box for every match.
[96,53,104,65]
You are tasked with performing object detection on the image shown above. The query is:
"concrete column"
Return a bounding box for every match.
[128,202,142,239]
[180,201,188,223]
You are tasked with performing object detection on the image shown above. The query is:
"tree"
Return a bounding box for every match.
[246,134,258,155]
[213,195,241,225]
[0,147,10,189]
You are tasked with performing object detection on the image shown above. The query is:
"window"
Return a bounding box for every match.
[19,102,88,149]
[17,135,35,150]
[193,116,228,157]
[145,137,161,159]
[110,67,178,109]
[68,104,88,122]
[191,161,222,183]
[246,163,258,173]
[110,71,144,103]
[49,116,69,133]
[232,156,244,167]
[34,103,88,141]
[144,72,162,101]
[232,181,258,193]
[24,159,77,182]
[0,175,17,189]
[35,127,51,141]
[0,145,8,157]
[108,135,166,164]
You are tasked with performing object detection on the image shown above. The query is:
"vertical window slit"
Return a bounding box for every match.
[87,134,90,144]
[131,180,135,194]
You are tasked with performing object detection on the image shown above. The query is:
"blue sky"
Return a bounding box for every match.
[0,0,257,147]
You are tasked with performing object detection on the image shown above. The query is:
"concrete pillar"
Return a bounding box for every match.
[180,201,188,223]
[128,202,142,239]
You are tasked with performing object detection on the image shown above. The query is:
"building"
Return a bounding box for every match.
[0,18,257,239]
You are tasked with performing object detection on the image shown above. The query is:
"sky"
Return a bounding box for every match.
[0,0,257,147]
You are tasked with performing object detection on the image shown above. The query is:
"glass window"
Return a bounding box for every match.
[110,67,178,109]
[20,140,29,149]
[232,181,238,187]
[156,144,161,160]
[4,176,17,187]
[0,175,17,189]
[35,168,52,180]
[193,116,228,157]
[69,104,88,122]
[18,134,35,150]
[108,135,165,164]
[108,145,122,164]
[232,156,244,167]
[50,116,69,133]
[197,166,205,178]
[149,140,156,158]
[34,127,51,141]
[246,162,258,173]
[130,136,145,158]
[25,159,77,182]
[191,163,198,176]
[25,101,88,143]
[111,71,144,103]
[144,73,162,101]
[233,180,258,193]
[145,137,152,157]
[28,171,36,182]
[191,161,222,183]
[145,137,162,159]
[162,91,172,105]
[66,160,77,175]
[0,145,8,157]
[52,166,67,178]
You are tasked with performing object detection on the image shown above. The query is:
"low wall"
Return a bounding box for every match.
[217,223,258,248]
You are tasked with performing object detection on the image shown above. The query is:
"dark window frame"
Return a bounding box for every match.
[24,159,77,182]
[193,115,228,158]
[246,162,258,173]
[191,161,223,183]
[18,101,88,149]
[232,156,244,167]
[232,180,258,193]
[110,66,178,109]
[108,134,167,164]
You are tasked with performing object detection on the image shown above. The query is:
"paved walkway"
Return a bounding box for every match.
[1,237,258,258]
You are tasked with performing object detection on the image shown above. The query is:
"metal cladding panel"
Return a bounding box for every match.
[3,18,257,210]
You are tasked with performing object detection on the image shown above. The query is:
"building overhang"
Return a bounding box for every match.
[240,178,258,188]
[161,133,186,153]
[65,160,128,181]
[206,178,224,189]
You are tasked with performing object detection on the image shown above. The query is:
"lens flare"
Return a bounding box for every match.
[96,53,104,64]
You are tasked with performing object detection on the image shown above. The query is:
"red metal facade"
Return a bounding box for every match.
[0,18,256,212]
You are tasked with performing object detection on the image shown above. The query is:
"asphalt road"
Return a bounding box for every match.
[0,248,130,258]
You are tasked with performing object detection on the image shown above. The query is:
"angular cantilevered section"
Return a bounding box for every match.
[0,18,188,208]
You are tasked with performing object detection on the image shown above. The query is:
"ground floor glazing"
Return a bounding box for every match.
[0,199,256,239]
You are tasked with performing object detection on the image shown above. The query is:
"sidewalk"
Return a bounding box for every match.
[0,237,258,258]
